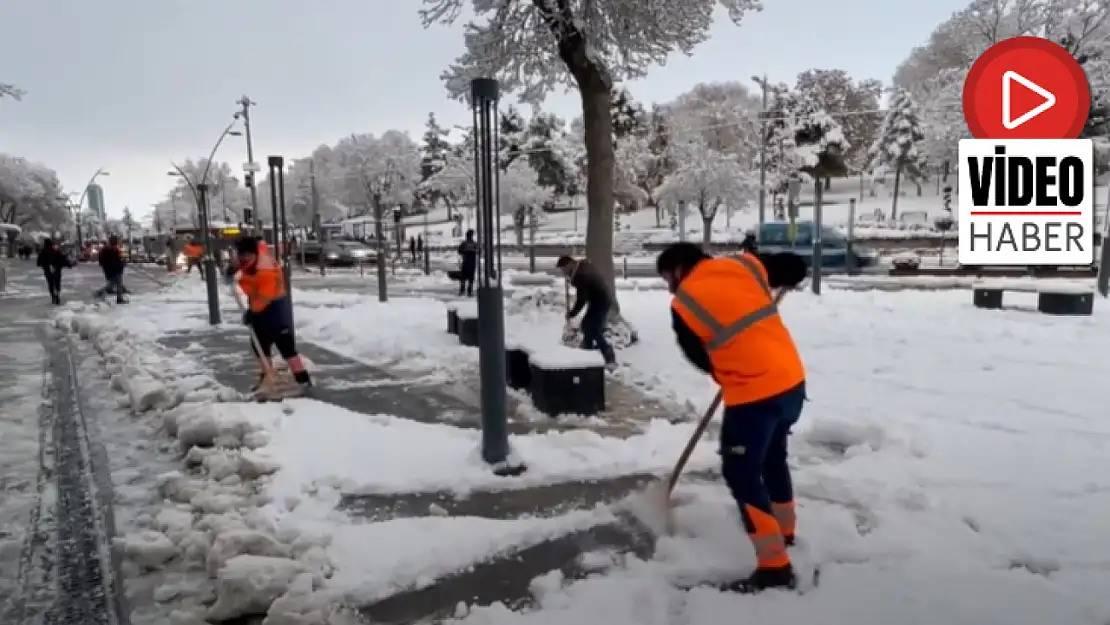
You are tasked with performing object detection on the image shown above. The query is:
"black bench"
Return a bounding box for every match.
[504,341,532,390]
[446,307,459,335]
[527,346,606,418]
[972,284,1094,316]
[456,307,479,346]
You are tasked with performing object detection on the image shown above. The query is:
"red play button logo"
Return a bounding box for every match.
[963,36,1090,139]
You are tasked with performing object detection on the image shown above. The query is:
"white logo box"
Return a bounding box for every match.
[958,138,1095,265]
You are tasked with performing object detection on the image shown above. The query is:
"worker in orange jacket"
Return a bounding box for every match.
[227,236,312,394]
[655,242,808,593]
[184,240,204,276]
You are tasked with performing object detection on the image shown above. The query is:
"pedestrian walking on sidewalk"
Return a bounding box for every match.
[655,242,807,593]
[409,236,417,265]
[36,238,68,305]
[227,236,313,395]
[556,255,616,366]
[95,235,129,303]
[457,229,478,297]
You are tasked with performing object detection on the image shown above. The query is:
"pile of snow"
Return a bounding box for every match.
[54,310,349,624]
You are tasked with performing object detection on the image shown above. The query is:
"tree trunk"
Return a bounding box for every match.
[579,83,617,303]
[891,160,904,221]
[535,0,618,310]
[513,208,525,247]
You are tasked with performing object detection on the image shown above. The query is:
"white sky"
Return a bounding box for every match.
[0,0,966,219]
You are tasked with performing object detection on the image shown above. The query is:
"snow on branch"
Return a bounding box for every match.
[656,134,755,220]
[419,0,762,103]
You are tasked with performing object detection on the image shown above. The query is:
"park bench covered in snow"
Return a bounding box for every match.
[526,344,605,418]
[972,280,1093,315]
[445,301,479,345]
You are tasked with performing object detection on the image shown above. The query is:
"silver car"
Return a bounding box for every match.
[303,240,375,266]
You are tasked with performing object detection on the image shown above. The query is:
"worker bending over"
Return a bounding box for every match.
[656,242,808,593]
[226,236,312,394]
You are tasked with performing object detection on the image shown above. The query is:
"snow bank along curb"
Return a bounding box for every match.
[55,311,349,624]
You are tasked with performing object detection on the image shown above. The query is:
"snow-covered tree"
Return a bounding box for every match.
[0,155,69,250]
[499,106,529,170]
[421,112,452,181]
[656,134,756,247]
[420,150,476,213]
[895,0,1110,164]
[330,131,422,216]
[666,82,760,158]
[522,112,579,197]
[421,148,551,244]
[501,158,554,245]
[868,89,926,219]
[794,69,883,178]
[419,0,763,307]
[419,113,454,211]
[611,86,647,139]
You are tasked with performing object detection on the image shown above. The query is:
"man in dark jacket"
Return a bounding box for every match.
[556,255,616,365]
[457,229,478,297]
[36,238,68,305]
[96,236,127,303]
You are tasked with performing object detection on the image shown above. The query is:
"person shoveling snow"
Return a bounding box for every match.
[226,235,313,400]
[643,242,809,594]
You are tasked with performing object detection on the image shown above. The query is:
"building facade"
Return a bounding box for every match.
[86,183,106,221]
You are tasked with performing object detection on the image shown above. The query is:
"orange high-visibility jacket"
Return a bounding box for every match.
[238,245,286,313]
[671,254,804,406]
[184,242,203,259]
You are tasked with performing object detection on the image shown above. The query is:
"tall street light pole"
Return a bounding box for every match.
[752,74,769,227]
[235,96,261,233]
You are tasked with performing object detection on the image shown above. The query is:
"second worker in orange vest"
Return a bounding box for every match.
[229,236,312,393]
[656,242,808,594]
[184,241,204,277]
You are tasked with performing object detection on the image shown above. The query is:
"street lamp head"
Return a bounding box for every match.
[99,171,111,176]
[228,130,243,136]
[167,171,182,177]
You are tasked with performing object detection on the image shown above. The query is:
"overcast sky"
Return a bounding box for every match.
[0,0,965,220]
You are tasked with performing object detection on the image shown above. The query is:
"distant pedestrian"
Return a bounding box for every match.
[416,235,424,256]
[457,229,478,297]
[95,235,128,303]
[36,238,68,305]
[409,236,417,264]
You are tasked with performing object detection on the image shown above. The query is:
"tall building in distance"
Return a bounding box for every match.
[86,183,106,221]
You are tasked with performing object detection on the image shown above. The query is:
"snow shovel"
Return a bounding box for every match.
[639,286,794,536]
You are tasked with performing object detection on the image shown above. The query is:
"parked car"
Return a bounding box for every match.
[755,220,879,269]
[300,240,376,266]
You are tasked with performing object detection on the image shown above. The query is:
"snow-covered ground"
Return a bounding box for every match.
[47,276,1110,623]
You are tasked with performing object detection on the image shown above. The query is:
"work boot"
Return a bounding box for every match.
[293,371,313,394]
[250,373,266,393]
[722,564,797,594]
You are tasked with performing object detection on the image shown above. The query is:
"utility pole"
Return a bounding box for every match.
[754,74,769,227]
[237,95,262,235]
[310,159,325,276]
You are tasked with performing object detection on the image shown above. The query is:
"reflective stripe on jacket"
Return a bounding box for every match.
[238,246,287,313]
[671,254,804,406]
